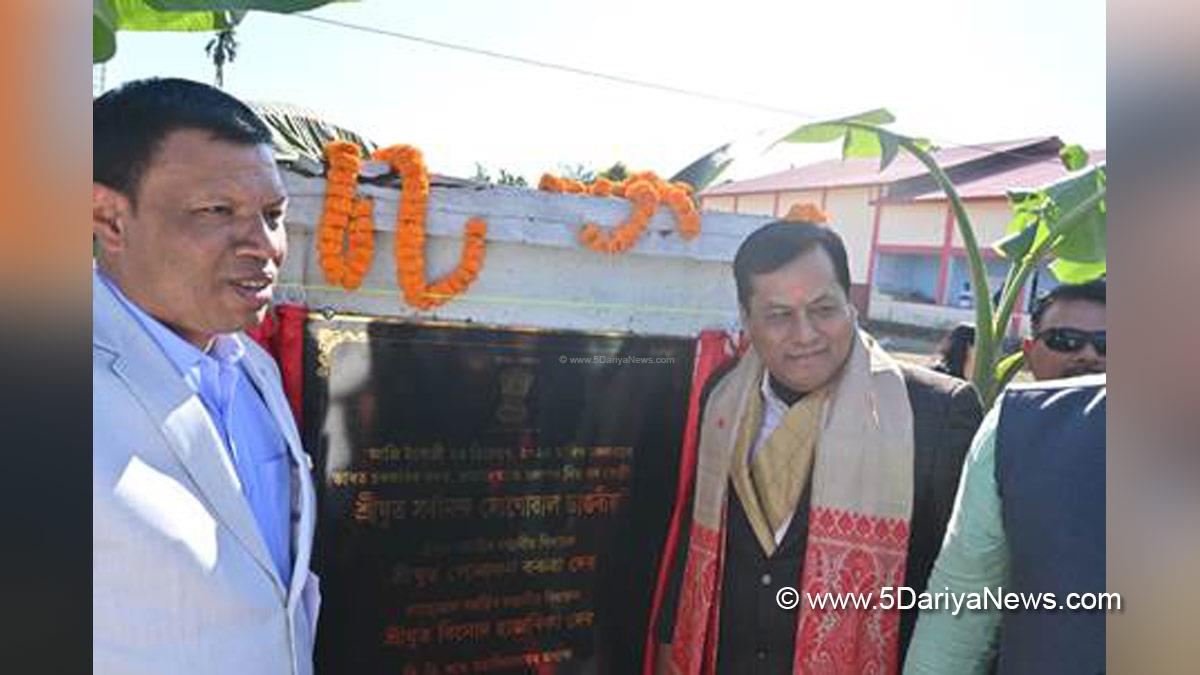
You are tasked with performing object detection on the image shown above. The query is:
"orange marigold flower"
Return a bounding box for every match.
[539,174,564,192]
[325,140,360,156]
[625,180,659,204]
[783,202,829,224]
[465,218,487,238]
[324,196,354,215]
[352,197,374,215]
[326,167,358,183]
[579,224,600,245]
[328,142,489,307]
[323,183,356,200]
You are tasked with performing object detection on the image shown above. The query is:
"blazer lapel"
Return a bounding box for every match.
[94,275,282,592]
[238,336,316,608]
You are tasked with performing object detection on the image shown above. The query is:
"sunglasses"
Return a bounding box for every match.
[1035,327,1106,356]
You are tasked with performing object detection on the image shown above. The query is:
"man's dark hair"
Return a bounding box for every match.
[93,77,273,201]
[733,220,852,308]
[1030,277,1106,331]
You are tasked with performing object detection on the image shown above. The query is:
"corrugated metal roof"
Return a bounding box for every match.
[702,137,1058,196]
[909,150,1106,201]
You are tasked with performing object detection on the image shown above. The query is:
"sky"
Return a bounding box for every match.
[99,0,1106,184]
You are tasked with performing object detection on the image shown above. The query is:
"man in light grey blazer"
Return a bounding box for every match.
[93,78,318,675]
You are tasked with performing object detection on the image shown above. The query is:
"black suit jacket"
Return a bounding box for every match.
[656,362,984,674]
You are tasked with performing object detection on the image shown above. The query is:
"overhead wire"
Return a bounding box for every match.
[287,12,1093,170]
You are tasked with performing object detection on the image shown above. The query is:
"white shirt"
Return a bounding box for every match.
[749,372,800,545]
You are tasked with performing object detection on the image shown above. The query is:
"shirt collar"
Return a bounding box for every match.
[94,268,245,375]
[760,370,791,414]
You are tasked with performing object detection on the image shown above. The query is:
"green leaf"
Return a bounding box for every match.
[150,0,339,11]
[1059,144,1089,171]
[843,127,884,158]
[1048,258,1106,284]
[999,190,1052,260]
[94,0,118,62]
[94,0,345,63]
[908,137,935,152]
[847,108,896,125]
[1002,164,1106,267]
[773,108,895,150]
[993,218,1042,260]
[1044,165,1106,263]
[778,122,847,145]
[992,351,1027,397]
[110,0,230,32]
[878,131,900,171]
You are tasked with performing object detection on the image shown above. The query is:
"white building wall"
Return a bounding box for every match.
[734,193,776,216]
[877,202,947,248]
[824,187,877,284]
[699,195,736,212]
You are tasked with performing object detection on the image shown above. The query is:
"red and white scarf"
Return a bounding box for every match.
[657,331,915,674]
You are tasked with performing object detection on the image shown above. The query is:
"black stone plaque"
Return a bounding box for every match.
[304,315,693,674]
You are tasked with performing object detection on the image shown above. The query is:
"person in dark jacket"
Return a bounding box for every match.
[650,218,983,675]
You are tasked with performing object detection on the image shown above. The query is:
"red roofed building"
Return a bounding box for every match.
[699,137,1104,335]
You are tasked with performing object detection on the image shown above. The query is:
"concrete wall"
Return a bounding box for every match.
[877,201,946,248]
[733,193,776,216]
[952,200,1011,249]
[699,195,736,212]
[868,294,975,331]
[825,186,877,284]
[699,186,876,285]
[279,171,774,337]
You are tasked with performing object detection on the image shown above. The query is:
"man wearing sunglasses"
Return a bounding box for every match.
[1022,278,1106,380]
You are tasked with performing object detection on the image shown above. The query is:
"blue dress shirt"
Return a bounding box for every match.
[97,270,293,587]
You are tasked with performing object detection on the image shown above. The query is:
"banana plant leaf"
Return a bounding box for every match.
[995,162,1107,283]
[94,0,347,63]
[773,108,932,171]
[669,143,733,192]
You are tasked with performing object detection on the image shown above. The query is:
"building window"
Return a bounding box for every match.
[944,256,1011,308]
[874,252,939,305]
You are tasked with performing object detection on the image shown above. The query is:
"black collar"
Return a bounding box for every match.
[768,374,807,407]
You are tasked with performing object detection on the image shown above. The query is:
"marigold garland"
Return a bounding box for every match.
[783,202,830,224]
[372,144,488,310]
[537,169,702,252]
[317,141,375,290]
[318,141,488,309]
[578,178,659,254]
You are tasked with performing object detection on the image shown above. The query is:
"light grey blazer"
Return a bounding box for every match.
[93,273,320,675]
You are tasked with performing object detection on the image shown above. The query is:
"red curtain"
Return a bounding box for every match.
[642,329,741,674]
[245,304,307,431]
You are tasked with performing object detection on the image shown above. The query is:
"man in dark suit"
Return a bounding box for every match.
[649,217,983,675]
